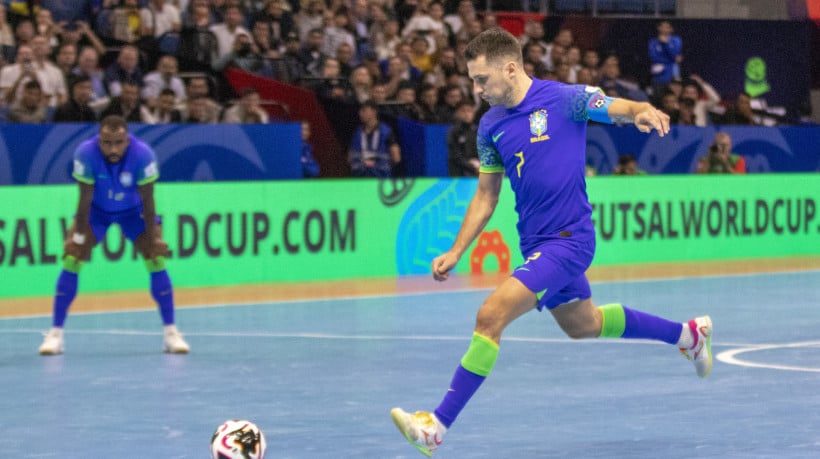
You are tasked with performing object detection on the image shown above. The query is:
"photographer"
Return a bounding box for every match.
[696,132,746,174]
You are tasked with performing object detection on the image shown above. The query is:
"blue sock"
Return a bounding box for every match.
[622,305,682,345]
[434,365,486,428]
[52,270,78,327]
[150,270,175,325]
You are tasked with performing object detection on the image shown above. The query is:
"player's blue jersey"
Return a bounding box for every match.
[477,78,607,253]
[71,134,159,213]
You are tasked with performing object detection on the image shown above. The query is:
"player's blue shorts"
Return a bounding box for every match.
[89,205,160,244]
[511,234,595,311]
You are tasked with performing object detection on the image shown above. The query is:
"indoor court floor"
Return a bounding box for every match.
[1,258,819,458]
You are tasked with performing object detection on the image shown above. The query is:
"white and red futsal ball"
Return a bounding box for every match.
[210,419,266,459]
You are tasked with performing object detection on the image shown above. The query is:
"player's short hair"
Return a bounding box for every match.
[100,115,128,133]
[464,27,522,65]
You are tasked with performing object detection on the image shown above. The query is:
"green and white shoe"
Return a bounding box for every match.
[390,408,447,457]
[680,315,713,378]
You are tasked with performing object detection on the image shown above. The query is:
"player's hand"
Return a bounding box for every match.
[634,106,670,137]
[146,237,170,259]
[64,241,83,259]
[432,252,459,282]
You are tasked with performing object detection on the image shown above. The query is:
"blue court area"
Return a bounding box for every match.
[1,271,819,458]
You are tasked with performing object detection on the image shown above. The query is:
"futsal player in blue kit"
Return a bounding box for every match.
[38,115,190,355]
[391,28,712,456]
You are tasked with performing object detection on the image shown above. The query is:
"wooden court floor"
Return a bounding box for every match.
[1,256,819,319]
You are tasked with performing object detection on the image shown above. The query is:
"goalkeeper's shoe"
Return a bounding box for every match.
[390,408,447,457]
[679,315,713,378]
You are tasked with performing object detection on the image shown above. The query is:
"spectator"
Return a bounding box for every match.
[275,31,305,82]
[56,21,107,57]
[613,154,647,175]
[335,42,356,78]
[681,74,720,127]
[104,45,143,97]
[581,49,600,83]
[348,0,372,57]
[29,34,67,107]
[100,80,151,122]
[371,15,401,61]
[393,80,422,120]
[402,0,448,54]
[407,34,435,74]
[72,46,109,113]
[7,80,48,123]
[296,28,326,78]
[436,84,463,124]
[53,74,97,122]
[54,43,77,80]
[425,46,462,88]
[300,120,320,178]
[349,65,373,104]
[444,0,476,41]
[446,99,479,176]
[140,0,182,39]
[222,87,269,123]
[295,0,324,44]
[179,76,222,122]
[0,4,15,60]
[35,8,60,47]
[598,55,648,102]
[348,100,401,178]
[14,20,35,48]
[417,83,444,123]
[321,7,355,58]
[210,5,250,59]
[648,20,682,94]
[183,94,216,122]
[179,0,219,69]
[696,132,746,174]
[250,20,278,59]
[251,0,294,48]
[145,87,183,123]
[110,0,144,44]
[142,55,186,108]
[670,95,696,125]
[720,92,759,125]
[545,28,573,70]
[314,57,354,103]
[1,43,33,103]
[657,88,678,116]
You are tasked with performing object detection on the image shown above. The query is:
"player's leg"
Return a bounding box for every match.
[549,293,712,378]
[129,213,189,354]
[39,219,100,355]
[391,278,537,456]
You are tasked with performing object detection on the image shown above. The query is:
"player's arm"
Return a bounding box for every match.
[138,182,159,239]
[586,89,670,137]
[432,172,502,281]
[65,182,95,259]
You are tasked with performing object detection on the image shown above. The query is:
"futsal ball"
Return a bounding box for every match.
[210,419,266,459]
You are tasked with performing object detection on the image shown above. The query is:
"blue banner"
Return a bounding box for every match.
[0,123,302,185]
[586,125,820,175]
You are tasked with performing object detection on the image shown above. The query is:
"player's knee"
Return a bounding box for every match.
[474,305,503,339]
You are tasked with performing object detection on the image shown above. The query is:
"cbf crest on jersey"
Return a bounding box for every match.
[529,109,550,143]
[119,171,133,187]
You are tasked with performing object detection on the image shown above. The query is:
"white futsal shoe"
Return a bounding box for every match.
[391,408,447,457]
[163,325,190,354]
[39,328,65,355]
[679,315,713,378]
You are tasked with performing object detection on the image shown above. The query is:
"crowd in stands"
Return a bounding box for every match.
[0,0,783,177]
